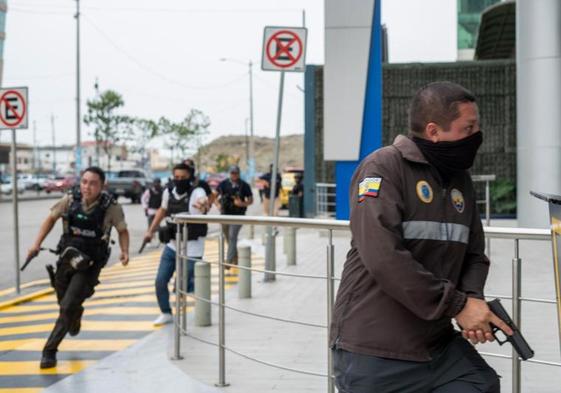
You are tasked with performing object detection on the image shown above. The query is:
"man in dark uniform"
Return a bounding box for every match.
[27,167,130,369]
[141,177,163,229]
[216,165,253,268]
[330,82,512,393]
[257,163,281,216]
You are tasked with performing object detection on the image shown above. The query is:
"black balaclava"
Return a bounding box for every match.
[412,131,483,182]
[174,179,192,194]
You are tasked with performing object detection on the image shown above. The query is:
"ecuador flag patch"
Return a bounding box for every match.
[358,177,382,202]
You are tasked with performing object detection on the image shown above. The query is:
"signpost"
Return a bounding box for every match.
[0,87,29,294]
[261,27,307,281]
[531,191,561,355]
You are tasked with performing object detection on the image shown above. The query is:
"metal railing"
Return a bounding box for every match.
[171,214,559,393]
[472,174,497,254]
[315,183,336,218]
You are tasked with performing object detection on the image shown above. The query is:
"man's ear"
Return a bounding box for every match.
[425,122,440,143]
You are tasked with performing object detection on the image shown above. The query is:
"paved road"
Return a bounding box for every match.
[0,191,268,293]
[0,198,151,293]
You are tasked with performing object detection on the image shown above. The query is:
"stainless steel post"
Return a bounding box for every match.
[486,180,491,255]
[11,129,20,294]
[286,227,296,266]
[195,261,211,326]
[238,246,251,299]
[327,229,335,393]
[181,224,188,335]
[216,229,229,386]
[512,239,521,393]
[172,223,183,360]
[265,70,285,282]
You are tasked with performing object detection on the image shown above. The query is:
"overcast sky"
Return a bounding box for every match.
[0,0,457,148]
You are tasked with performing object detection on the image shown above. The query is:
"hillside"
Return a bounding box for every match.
[195,134,303,173]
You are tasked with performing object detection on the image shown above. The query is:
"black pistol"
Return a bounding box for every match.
[20,251,38,271]
[487,298,535,360]
[138,239,149,254]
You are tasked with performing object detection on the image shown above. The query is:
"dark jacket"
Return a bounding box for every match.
[330,135,489,362]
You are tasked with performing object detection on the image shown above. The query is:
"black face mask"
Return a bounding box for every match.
[412,131,483,182]
[174,179,192,194]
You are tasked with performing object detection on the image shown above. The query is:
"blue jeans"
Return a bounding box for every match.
[155,245,197,314]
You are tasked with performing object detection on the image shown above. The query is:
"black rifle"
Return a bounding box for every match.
[487,298,535,360]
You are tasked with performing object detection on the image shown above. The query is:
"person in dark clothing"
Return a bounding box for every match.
[331,82,512,393]
[290,173,304,197]
[257,164,281,216]
[141,178,163,229]
[26,167,130,369]
[216,165,253,268]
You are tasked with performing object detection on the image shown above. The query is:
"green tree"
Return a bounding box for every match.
[84,90,132,172]
[123,118,160,171]
[160,109,210,162]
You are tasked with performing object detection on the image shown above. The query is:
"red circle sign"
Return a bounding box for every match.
[0,90,26,128]
[265,30,304,69]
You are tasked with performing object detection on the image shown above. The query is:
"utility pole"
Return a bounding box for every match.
[75,0,82,175]
[248,60,255,184]
[51,114,56,175]
[32,120,37,172]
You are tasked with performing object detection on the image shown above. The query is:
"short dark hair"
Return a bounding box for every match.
[83,166,106,184]
[172,162,194,177]
[183,158,196,173]
[408,81,476,136]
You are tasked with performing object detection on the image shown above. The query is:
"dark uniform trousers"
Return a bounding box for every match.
[333,334,500,393]
[43,260,104,353]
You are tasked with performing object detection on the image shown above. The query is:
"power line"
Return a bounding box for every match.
[83,15,248,91]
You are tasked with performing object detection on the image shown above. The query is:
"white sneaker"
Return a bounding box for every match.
[153,313,173,326]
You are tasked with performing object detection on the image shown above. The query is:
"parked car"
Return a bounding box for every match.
[106,169,151,203]
[280,168,304,208]
[0,178,25,195]
[43,176,77,194]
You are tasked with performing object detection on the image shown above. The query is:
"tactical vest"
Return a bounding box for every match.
[148,187,163,209]
[59,189,114,263]
[166,188,208,241]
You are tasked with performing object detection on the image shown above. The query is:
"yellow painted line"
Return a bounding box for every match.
[100,271,157,282]
[0,388,43,393]
[0,320,159,337]
[100,267,157,279]
[39,286,155,303]
[0,278,50,298]
[0,338,137,352]
[0,360,94,375]
[0,288,54,312]
[0,307,161,324]
[96,280,154,290]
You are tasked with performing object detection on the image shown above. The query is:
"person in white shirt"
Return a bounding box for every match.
[144,163,208,325]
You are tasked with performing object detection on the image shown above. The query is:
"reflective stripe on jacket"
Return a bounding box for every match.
[330,135,489,361]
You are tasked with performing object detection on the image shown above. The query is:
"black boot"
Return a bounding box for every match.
[40,351,57,369]
[69,308,83,337]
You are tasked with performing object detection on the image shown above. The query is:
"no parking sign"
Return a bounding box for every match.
[0,87,28,130]
[262,26,307,72]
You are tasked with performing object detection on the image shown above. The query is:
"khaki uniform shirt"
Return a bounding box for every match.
[50,194,127,233]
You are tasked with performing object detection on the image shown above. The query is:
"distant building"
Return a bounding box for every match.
[457,0,501,60]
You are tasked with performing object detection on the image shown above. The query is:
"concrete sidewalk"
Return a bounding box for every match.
[43,222,561,392]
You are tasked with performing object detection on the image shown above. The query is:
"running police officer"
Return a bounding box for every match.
[330,82,513,393]
[26,167,130,369]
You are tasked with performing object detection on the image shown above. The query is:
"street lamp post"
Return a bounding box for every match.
[219,58,255,183]
[75,0,82,175]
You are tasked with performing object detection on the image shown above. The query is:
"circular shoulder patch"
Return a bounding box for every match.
[416,180,433,204]
[450,188,465,213]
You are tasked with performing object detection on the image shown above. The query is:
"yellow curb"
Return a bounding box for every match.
[0,288,54,311]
